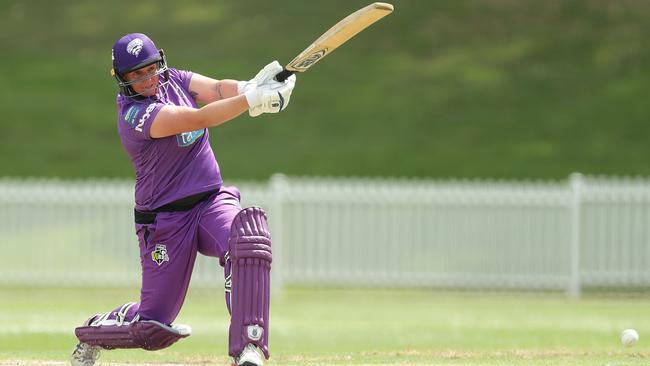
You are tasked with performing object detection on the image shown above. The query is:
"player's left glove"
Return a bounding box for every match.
[237,60,284,95]
[248,74,296,117]
[244,79,292,116]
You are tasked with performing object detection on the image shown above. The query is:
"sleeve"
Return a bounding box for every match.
[168,68,194,94]
[118,102,165,141]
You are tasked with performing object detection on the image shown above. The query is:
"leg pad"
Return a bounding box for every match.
[75,320,191,351]
[228,207,272,359]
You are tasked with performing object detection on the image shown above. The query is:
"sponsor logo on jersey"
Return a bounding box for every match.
[135,103,157,132]
[151,244,170,266]
[176,129,205,147]
[123,105,139,126]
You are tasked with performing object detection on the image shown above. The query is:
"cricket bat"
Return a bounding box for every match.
[274,2,394,82]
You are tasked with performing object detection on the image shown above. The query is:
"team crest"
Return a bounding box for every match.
[151,244,169,266]
[126,38,144,57]
[247,325,263,341]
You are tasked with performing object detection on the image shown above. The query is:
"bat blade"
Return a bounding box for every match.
[275,2,393,82]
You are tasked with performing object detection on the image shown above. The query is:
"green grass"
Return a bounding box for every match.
[3,0,650,180]
[1,286,649,365]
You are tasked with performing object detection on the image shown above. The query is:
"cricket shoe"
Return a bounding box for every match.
[70,342,101,366]
[231,344,264,366]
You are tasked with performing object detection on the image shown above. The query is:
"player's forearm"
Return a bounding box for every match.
[215,79,240,99]
[149,95,249,138]
[196,94,249,128]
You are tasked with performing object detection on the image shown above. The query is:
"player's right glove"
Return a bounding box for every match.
[244,74,296,117]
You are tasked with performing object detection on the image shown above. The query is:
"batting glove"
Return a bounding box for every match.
[237,60,284,95]
[245,74,296,117]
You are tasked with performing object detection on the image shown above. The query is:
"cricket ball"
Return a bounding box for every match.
[621,328,639,347]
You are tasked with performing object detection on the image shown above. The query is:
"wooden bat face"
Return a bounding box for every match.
[275,2,393,82]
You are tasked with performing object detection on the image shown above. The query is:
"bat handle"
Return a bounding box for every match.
[274,69,295,82]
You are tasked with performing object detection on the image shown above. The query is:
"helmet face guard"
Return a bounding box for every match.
[111,33,169,99]
[112,49,169,98]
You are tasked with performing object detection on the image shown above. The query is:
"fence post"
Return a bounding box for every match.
[270,174,289,293]
[568,172,583,298]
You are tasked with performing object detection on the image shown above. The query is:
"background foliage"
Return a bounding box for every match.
[2,0,649,180]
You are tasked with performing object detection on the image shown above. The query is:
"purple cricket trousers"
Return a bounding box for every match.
[83,186,241,341]
[134,186,241,324]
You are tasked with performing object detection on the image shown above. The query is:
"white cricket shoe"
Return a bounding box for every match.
[70,342,101,366]
[232,344,264,366]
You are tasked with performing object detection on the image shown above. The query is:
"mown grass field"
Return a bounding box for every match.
[1,286,649,365]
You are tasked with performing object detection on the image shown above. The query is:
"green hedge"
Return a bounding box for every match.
[2,0,650,179]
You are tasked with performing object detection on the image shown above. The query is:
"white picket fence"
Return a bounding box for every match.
[1,173,649,296]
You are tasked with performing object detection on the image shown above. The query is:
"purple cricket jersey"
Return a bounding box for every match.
[116,68,222,211]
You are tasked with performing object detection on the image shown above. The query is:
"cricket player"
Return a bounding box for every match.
[70,33,294,366]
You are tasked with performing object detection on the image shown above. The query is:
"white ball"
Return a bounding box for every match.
[621,329,639,347]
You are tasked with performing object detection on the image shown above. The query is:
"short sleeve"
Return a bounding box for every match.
[118,102,164,141]
[168,68,194,93]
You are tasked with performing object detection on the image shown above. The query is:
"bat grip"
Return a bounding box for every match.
[274,69,295,82]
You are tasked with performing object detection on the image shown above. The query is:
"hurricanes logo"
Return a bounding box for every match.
[126,38,144,57]
[247,325,263,341]
[151,244,169,266]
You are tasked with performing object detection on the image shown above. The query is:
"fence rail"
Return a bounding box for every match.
[1,173,650,296]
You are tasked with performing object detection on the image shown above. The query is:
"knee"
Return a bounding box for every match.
[230,207,271,239]
[229,207,272,262]
[131,320,192,351]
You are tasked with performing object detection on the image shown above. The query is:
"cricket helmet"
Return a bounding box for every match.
[111,33,169,97]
